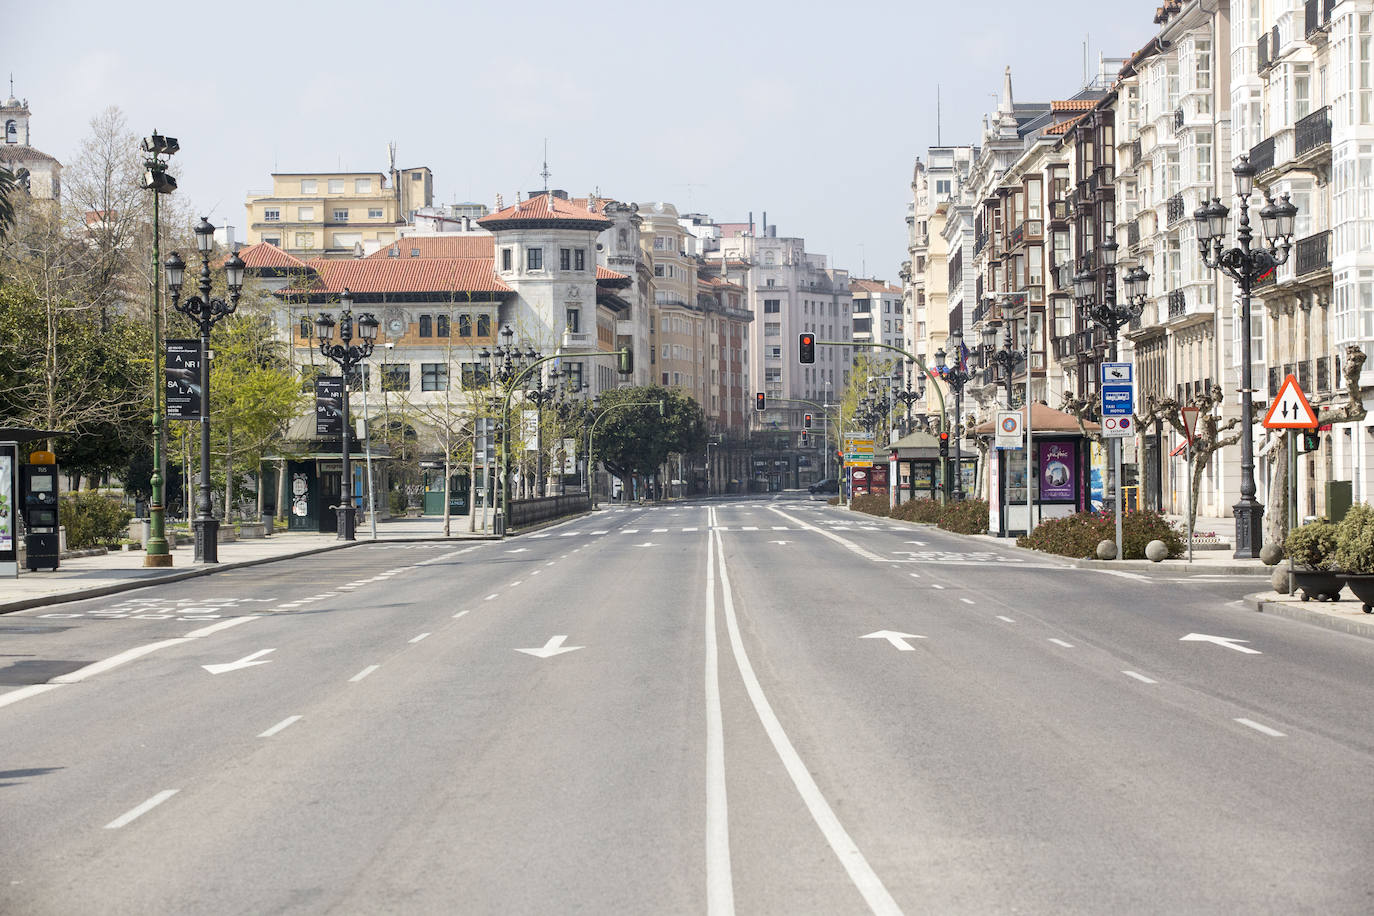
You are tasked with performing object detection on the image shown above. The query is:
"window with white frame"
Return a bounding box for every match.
[264,208,280,221]
[297,207,315,221]
[764,322,780,336]
[333,209,349,222]
[355,178,371,193]
[328,179,344,194]
[300,179,317,194]
[1194,130,1213,186]
[368,208,383,219]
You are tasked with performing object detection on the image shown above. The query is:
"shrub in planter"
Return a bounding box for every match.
[891,498,943,523]
[1017,510,1183,560]
[58,491,134,550]
[1285,520,1339,570]
[849,493,891,517]
[1285,519,1344,602]
[937,498,989,535]
[1333,503,1374,612]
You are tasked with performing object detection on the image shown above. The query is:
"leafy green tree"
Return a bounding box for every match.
[592,385,706,495]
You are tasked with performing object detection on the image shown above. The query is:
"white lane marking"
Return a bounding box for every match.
[1048,638,1075,648]
[1123,671,1158,684]
[453,610,470,619]
[742,526,758,531]
[862,631,926,651]
[547,562,557,566]
[202,648,275,675]
[349,665,380,683]
[484,594,499,601]
[0,684,64,709]
[653,528,668,533]
[409,632,431,644]
[506,548,528,554]
[622,529,640,534]
[52,638,189,684]
[703,508,734,915]
[996,616,1016,623]
[105,790,178,829]
[1180,633,1262,655]
[931,584,945,590]
[772,526,789,530]
[510,581,522,587]
[515,635,584,658]
[635,542,658,548]
[960,598,975,605]
[559,532,578,537]
[531,570,542,576]
[908,572,921,579]
[767,507,886,562]
[1235,718,1286,737]
[1093,569,1152,581]
[258,715,303,738]
[713,530,900,915]
[184,616,261,638]
[683,527,699,532]
[529,533,549,538]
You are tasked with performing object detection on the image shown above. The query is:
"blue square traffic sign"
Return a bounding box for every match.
[1101,384,1134,417]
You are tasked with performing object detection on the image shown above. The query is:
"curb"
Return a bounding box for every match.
[1245,592,1374,640]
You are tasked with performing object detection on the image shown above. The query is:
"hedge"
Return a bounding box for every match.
[843,494,988,534]
[59,491,134,550]
[1016,509,1183,560]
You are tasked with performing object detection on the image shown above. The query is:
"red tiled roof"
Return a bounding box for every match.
[850,278,901,294]
[365,236,495,259]
[275,257,511,296]
[237,242,310,270]
[1044,116,1085,137]
[1051,99,1095,112]
[596,265,628,281]
[477,192,612,228]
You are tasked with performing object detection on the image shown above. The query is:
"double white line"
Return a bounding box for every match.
[703,508,901,915]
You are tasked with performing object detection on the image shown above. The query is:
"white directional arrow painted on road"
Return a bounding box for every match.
[202,648,275,674]
[1180,633,1261,654]
[516,635,584,658]
[861,631,927,651]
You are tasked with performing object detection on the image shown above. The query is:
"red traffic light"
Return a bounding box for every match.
[799,333,816,364]
[755,392,766,411]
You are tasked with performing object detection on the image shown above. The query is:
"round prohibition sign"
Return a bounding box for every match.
[1000,416,1020,433]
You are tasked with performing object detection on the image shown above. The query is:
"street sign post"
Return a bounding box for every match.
[995,410,1023,450]
[1262,374,1318,429]
[1099,363,1135,560]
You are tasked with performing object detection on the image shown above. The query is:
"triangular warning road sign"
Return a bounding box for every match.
[1262,374,1318,429]
[1180,406,1201,442]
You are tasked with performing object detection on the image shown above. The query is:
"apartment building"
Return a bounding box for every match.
[850,278,904,352]
[245,166,433,258]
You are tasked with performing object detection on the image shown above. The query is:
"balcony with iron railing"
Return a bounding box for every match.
[1131,138,1142,168]
[1167,288,1187,320]
[1316,355,1331,391]
[1296,230,1331,277]
[1249,135,1276,174]
[1298,359,1312,391]
[1166,193,1187,226]
[1173,108,1185,132]
[1258,31,1271,72]
[1127,219,1141,247]
[1295,106,1332,158]
[1306,0,1334,39]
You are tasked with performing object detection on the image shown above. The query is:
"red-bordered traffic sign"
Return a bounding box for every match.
[1262,374,1318,429]
[1180,405,1201,442]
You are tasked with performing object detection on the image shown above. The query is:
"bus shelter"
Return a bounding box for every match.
[973,404,1100,538]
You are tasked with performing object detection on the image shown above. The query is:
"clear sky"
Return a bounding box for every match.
[8,0,1153,281]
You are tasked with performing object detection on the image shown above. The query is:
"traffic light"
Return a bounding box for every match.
[803,412,813,429]
[799,332,815,364]
[938,431,950,458]
[618,346,634,375]
[755,392,766,411]
[1301,430,1320,453]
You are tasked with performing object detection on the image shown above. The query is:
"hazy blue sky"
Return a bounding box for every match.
[8,0,1152,280]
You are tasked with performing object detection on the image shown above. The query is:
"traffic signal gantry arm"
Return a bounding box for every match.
[586,399,665,508]
[809,339,948,432]
[498,346,632,534]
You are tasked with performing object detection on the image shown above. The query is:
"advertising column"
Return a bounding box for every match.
[0,443,16,578]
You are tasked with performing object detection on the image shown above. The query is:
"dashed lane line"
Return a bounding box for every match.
[1123,671,1158,684]
[1235,718,1286,737]
[105,790,178,830]
[349,665,380,683]
[258,715,303,738]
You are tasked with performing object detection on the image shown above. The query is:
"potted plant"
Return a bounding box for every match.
[1284,519,1343,601]
[1333,503,1374,613]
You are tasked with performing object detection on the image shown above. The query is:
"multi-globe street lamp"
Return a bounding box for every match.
[524,367,562,497]
[138,130,178,568]
[1195,154,1299,558]
[893,364,926,433]
[312,290,380,541]
[981,324,1025,410]
[479,325,541,526]
[935,332,975,501]
[164,218,244,563]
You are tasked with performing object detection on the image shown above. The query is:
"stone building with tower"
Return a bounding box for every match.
[0,88,62,202]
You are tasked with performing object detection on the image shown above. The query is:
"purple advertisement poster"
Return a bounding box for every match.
[1038,441,1076,500]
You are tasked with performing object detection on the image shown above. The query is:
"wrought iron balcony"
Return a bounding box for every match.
[1295,230,1331,277]
[1298,359,1312,391]
[1267,366,1281,396]
[1306,0,1334,38]
[1295,106,1331,157]
[1127,219,1141,247]
[1258,32,1270,72]
[1166,193,1187,226]
[1167,288,1186,319]
[1174,108,1185,132]
[1316,355,1331,391]
[1131,138,1142,168]
[1249,136,1276,174]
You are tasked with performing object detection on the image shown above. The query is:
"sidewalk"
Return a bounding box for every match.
[1,513,498,615]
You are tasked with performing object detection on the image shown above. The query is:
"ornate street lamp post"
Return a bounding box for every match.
[935,332,975,500]
[525,367,561,497]
[139,131,178,567]
[165,218,244,563]
[894,362,926,434]
[313,290,379,541]
[1195,155,1299,558]
[479,325,540,527]
[982,323,1025,410]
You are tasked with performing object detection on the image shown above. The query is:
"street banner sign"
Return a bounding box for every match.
[165,339,202,421]
[315,377,344,437]
[995,410,1023,450]
[1180,406,1201,442]
[1262,374,1318,429]
[1102,415,1134,438]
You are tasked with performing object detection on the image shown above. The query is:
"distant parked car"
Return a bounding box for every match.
[808,478,839,495]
